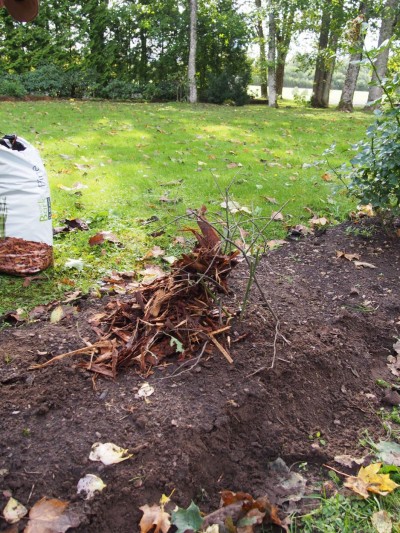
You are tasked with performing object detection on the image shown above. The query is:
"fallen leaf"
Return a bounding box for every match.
[353,261,377,269]
[371,510,392,533]
[89,231,121,246]
[321,173,332,181]
[171,501,203,533]
[25,497,81,533]
[393,340,400,356]
[376,441,400,467]
[139,504,171,533]
[50,305,65,324]
[336,251,361,261]
[63,218,89,231]
[145,246,165,258]
[173,236,185,245]
[204,526,220,533]
[64,258,85,271]
[387,355,400,376]
[345,463,399,498]
[58,182,88,192]
[266,240,287,250]
[3,497,28,524]
[77,474,106,500]
[89,442,133,465]
[358,204,374,217]
[138,382,155,398]
[263,196,278,204]
[220,201,251,215]
[343,475,370,498]
[139,265,166,284]
[310,216,328,226]
[334,455,366,468]
[271,211,284,221]
[162,256,177,265]
[227,162,239,169]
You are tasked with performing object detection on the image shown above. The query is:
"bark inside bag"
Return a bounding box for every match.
[0,135,53,276]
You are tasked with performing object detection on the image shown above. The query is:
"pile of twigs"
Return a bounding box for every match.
[32,209,239,377]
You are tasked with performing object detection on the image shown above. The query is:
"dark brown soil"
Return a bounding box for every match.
[1,220,399,532]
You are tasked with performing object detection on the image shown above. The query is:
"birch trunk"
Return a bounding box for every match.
[365,0,397,109]
[188,0,198,104]
[255,0,268,98]
[268,9,277,108]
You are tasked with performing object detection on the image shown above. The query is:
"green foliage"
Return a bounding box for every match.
[204,70,251,106]
[171,501,203,533]
[23,64,65,96]
[346,75,400,213]
[0,75,27,97]
[100,79,142,101]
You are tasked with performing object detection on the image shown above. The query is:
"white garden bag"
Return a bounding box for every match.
[0,135,53,275]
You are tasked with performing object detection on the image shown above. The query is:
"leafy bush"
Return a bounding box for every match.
[61,68,100,99]
[345,72,400,214]
[100,79,142,100]
[0,75,27,97]
[203,70,250,106]
[23,64,65,96]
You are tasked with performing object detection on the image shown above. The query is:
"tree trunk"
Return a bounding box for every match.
[365,0,398,109]
[321,33,338,106]
[188,0,198,104]
[268,9,277,107]
[275,52,287,97]
[275,5,295,97]
[255,0,268,98]
[310,5,331,108]
[338,2,367,112]
[338,50,362,111]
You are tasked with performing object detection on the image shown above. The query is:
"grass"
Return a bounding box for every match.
[0,100,373,313]
[294,491,400,533]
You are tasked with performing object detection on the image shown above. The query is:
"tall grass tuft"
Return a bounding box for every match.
[0,197,7,239]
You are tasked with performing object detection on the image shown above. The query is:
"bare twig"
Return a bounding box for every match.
[157,341,209,380]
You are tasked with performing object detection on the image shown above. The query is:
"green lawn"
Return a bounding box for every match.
[0,100,373,314]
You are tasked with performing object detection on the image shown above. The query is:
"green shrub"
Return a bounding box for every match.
[100,79,141,100]
[203,70,250,106]
[0,75,27,97]
[346,72,400,214]
[23,64,65,96]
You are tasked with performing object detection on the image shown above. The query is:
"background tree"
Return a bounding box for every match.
[310,0,345,108]
[365,0,399,108]
[188,0,198,103]
[267,2,278,107]
[338,3,368,112]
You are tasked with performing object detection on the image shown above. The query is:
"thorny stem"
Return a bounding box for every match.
[240,247,260,320]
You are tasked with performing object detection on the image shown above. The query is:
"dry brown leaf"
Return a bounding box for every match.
[89,231,120,246]
[25,498,80,533]
[266,239,287,250]
[145,246,165,258]
[343,475,370,498]
[353,261,377,269]
[321,173,332,181]
[139,504,171,533]
[263,196,278,204]
[271,211,284,221]
[371,510,392,533]
[336,251,361,261]
[310,216,328,226]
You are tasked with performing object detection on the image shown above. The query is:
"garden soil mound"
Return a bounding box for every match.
[1,221,399,532]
